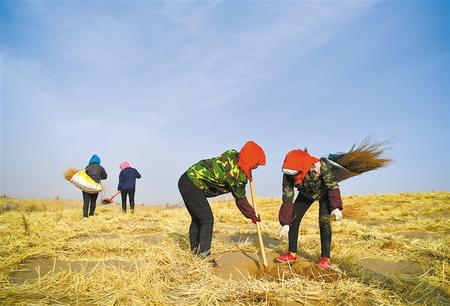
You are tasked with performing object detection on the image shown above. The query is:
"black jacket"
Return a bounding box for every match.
[118,168,141,190]
[85,164,107,183]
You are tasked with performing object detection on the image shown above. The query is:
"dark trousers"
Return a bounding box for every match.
[288,192,332,258]
[121,189,136,212]
[178,172,214,258]
[82,191,98,218]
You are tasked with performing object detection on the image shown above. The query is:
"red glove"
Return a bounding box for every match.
[251,214,261,224]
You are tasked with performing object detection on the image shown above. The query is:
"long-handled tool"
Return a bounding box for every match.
[102,191,120,204]
[248,177,268,269]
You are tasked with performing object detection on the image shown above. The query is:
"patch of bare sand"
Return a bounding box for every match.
[222,234,281,248]
[357,258,426,276]
[398,231,444,240]
[353,219,406,226]
[69,234,120,242]
[214,251,341,282]
[422,209,450,219]
[12,258,137,283]
[129,234,164,243]
[69,233,163,243]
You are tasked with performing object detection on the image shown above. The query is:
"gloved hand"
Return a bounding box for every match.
[251,214,261,224]
[279,225,290,238]
[331,208,343,221]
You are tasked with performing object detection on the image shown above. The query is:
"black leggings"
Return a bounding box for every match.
[121,189,136,212]
[82,191,98,218]
[178,172,214,258]
[288,193,332,258]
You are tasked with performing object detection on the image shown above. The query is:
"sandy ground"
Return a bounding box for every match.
[12,231,428,284]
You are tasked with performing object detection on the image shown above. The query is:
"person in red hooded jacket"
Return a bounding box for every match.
[275,149,343,270]
[178,141,266,263]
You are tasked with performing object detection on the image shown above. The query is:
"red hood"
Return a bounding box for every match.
[237,141,266,178]
[283,149,319,185]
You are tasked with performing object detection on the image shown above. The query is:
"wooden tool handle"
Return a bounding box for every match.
[249,177,268,268]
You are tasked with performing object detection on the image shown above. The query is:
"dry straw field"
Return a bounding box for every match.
[0,192,449,305]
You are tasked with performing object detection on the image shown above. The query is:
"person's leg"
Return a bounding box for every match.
[82,191,89,218]
[178,172,214,257]
[89,193,98,216]
[129,189,135,211]
[195,201,214,257]
[184,199,201,253]
[178,173,201,252]
[319,195,332,258]
[288,194,314,254]
[121,190,127,212]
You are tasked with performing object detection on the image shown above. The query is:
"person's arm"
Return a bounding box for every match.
[118,171,124,190]
[279,174,295,225]
[235,197,257,219]
[320,160,343,210]
[101,167,107,180]
[135,169,141,179]
[282,174,295,203]
[231,182,258,221]
[328,188,343,211]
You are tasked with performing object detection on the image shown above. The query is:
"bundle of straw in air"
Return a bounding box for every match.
[332,137,393,174]
[64,168,80,181]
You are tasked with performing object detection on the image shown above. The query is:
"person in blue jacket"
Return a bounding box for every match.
[118,161,141,213]
[83,154,107,219]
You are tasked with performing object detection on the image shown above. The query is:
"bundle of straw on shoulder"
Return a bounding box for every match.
[323,137,393,225]
[64,168,80,181]
[332,137,393,174]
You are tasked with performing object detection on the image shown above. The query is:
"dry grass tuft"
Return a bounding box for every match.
[319,214,336,226]
[21,214,30,236]
[342,203,369,220]
[381,240,402,250]
[64,168,79,182]
[333,137,393,174]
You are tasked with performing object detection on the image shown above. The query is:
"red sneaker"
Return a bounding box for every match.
[318,257,332,270]
[276,252,297,263]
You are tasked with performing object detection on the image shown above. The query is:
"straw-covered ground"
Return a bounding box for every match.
[0,192,449,305]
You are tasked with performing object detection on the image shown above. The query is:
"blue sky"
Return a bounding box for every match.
[1,0,448,204]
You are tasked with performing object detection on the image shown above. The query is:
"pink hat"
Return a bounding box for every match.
[119,161,130,170]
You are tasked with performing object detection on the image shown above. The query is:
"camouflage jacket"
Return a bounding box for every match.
[282,158,339,203]
[187,150,247,199]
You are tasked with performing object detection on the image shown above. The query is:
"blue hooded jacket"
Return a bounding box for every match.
[85,154,107,184]
[89,154,101,165]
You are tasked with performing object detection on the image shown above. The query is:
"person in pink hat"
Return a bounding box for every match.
[118,161,141,213]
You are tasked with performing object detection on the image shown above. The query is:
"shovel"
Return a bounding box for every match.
[102,191,120,205]
[248,177,268,269]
